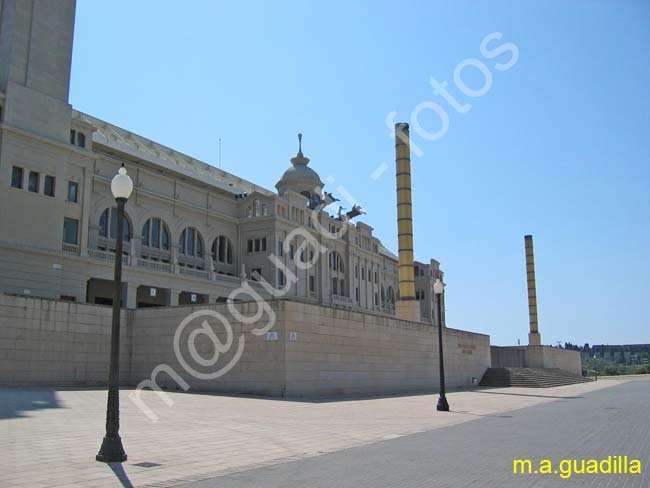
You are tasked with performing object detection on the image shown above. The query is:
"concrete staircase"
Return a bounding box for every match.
[479,367,594,388]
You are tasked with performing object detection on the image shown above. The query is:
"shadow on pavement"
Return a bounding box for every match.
[108,463,135,488]
[451,410,513,418]
[473,390,584,400]
[0,388,62,419]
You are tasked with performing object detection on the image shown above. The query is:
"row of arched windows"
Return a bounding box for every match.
[98,208,234,264]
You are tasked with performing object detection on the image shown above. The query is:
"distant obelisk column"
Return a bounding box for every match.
[394,123,421,322]
[525,235,541,346]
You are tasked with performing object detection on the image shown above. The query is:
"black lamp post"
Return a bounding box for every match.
[96,165,133,463]
[434,279,449,412]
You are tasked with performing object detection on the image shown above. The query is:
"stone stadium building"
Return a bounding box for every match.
[0,0,447,325]
[0,0,512,398]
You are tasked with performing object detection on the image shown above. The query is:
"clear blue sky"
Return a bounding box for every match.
[70,0,649,347]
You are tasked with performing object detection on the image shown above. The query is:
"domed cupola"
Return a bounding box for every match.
[276,133,324,207]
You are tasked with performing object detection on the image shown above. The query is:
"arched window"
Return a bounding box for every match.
[99,207,131,242]
[253,199,261,217]
[381,285,386,307]
[179,227,203,257]
[141,218,170,250]
[211,235,234,264]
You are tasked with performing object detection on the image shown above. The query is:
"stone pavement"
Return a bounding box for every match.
[188,377,650,488]
[1,378,646,487]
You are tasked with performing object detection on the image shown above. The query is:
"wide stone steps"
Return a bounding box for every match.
[479,367,594,388]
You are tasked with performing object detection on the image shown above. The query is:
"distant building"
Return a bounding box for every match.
[588,344,650,365]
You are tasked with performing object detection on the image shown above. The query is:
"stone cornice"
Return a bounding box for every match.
[73,109,275,198]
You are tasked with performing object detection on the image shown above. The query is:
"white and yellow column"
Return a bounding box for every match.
[394,123,421,322]
[525,235,541,345]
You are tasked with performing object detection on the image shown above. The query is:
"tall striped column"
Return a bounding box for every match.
[394,123,420,322]
[525,235,542,345]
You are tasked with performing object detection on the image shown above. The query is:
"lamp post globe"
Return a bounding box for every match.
[97,165,132,463]
[111,166,134,200]
[434,279,449,412]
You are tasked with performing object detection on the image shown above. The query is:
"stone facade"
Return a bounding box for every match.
[0,0,446,326]
[0,1,496,399]
[0,294,491,397]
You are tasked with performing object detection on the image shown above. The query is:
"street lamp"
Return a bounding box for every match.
[96,165,133,463]
[434,278,449,412]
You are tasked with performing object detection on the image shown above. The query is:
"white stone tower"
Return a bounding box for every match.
[0,0,76,142]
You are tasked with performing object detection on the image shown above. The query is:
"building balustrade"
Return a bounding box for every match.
[88,248,128,265]
[179,267,209,279]
[80,243,229,283]
[139,248,171,263]
[139,259,172,273]
[332,295,353,306]
[61,243,80,255]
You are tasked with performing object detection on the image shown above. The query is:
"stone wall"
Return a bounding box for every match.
[490,345,581,375]
[281,301,489,397]
[534,346,582,374]
[0,294,129,386]
[127,301,287,396]
[490,345,526,368]
[0,294,492,397]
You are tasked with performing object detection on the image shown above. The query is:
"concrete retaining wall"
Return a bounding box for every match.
[490,345,581,375]
[128,301,287,396]
[281,301,490,397]
[536,346,582,374]
[0,294,130,386]
[491,346,526,368]
[0,295,492,397]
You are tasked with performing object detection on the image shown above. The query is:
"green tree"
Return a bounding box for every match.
[635,364,650,374]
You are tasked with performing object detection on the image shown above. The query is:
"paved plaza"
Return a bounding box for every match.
[2,378,648,487]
